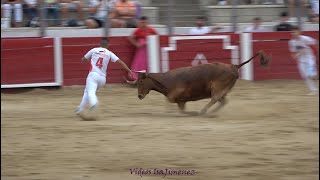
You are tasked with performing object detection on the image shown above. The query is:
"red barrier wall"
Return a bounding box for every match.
[1,38,55,84]
[2,32,318,88]
[252,31,319,80]
[62,37,135,85]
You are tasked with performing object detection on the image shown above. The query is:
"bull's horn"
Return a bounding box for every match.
[123,76,137,85]
[132,70,146,73]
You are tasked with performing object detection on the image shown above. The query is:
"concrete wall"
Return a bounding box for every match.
[2,23,319,38]
[206,5,288,23]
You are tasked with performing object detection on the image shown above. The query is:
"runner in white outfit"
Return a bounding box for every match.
[76,38,133,115]
[288,26,319,95]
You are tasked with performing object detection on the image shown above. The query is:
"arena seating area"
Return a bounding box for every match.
[1,0,318,31]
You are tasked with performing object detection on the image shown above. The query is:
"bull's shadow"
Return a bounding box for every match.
[123,110,219,118]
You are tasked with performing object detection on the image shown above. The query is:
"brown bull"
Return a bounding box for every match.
[125,51,270,115]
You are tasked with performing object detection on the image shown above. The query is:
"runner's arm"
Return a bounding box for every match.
[82,49,93,62]
[116,59,133,77]
[81,57,89,62]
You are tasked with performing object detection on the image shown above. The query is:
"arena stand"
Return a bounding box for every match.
[1,31,319,88]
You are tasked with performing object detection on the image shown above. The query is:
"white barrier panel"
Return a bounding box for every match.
[54,37,63,85]
[147,35,160,73]
[240,33,253,80]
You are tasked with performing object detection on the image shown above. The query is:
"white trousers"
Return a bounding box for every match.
[297,57,318,92]
[1,4,23,23]
[78,72,106,111]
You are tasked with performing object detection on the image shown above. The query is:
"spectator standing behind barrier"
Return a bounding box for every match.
[1,0,23,27]
[60,0,85,26]
[23,0,38,27]
[109,0,137,28]
[45,0,60,26]
[274,12,294,31]
[289,26,319,95]
[243,17,267,32]
[128,16,158,80]
[85,0,108,28]
[189,16,211,35]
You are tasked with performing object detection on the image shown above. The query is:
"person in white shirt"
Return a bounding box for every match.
[243,17,267,32]
[1,0,23,27]
[189,16,211,35]
[85,0,108,28]
[288,26,319,95]
[75,38,133,117]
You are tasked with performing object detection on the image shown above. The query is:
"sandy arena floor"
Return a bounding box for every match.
[1,80,319,180]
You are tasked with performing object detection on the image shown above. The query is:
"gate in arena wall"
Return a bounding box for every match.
[160,35,240,75]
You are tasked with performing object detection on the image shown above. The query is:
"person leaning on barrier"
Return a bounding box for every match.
[243,17,267,32]
[109,0,137,28]
[128,16,158,80]
[85,0,108,29]
[274,11,294,31]
[189,16,212,35]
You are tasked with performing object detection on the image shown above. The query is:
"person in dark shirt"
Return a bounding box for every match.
[274,12,294,31]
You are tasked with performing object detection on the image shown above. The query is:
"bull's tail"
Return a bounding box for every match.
[235,51,271,69]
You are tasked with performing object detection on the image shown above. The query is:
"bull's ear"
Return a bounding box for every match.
[138,72,147,79]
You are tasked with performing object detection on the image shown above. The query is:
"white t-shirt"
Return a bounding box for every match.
[243,25,267,32]
[88,0,108,21]
[24,0,37,5]
[288,35,317,63]
[189,26,211,35]
[84,47,119,77]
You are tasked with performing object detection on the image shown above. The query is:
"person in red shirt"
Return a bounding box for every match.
[128,16,158,80]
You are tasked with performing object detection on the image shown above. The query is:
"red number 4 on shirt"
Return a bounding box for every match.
[96,57,103,69]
